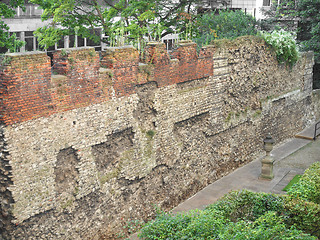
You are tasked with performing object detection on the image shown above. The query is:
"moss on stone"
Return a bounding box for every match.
[212,35,265,49]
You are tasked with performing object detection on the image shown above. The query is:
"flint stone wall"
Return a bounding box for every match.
[0,36,318,239]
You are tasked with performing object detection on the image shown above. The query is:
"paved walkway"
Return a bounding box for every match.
[130,123,320,239]
[172,137,319,213]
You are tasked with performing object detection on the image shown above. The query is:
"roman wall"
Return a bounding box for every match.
[0,36,317,239]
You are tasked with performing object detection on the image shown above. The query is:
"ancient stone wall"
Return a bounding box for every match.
[0,37,318,239]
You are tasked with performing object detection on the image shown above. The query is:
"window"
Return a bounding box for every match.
[263,0,271,6]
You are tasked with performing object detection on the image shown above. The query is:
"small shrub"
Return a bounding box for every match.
[0,55,12,65]
[146,130,156,140]
[60,49,69,57]
[287,162,320,203]
[260,29,299,66]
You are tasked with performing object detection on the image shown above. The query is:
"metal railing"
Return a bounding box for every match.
[314,121,320,140]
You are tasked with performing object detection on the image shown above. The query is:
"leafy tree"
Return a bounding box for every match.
[0,0,25,52]
[193,10,257,49]
[296,0,320,63]
[30,0,201,49]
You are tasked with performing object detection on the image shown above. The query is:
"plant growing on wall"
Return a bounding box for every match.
[260,29,299,66]
[261,0,320,64]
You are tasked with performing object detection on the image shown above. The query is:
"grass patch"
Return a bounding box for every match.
[283,174,302,192]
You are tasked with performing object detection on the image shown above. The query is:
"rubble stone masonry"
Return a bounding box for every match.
[0,36,318,239]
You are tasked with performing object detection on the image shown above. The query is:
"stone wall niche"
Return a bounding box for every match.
[54,147,80,211]
[91,128,134,187]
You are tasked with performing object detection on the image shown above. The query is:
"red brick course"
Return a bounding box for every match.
[0,52,53,125]
[0,43,214,125]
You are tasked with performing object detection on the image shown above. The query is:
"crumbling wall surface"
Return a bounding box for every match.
[212,37,315,143]
[0,37,317,239]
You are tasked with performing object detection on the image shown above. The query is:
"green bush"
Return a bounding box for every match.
[207,189,285,222]
[138,210,200,239]
[139,189,318,239]
[260,29,299,66]
[138,164,320,239]
[209,189,320,238]
[220,211,316,240]
[287,162,320,204]
[139,207,316,239]
[284,197,320,237]
[175,209,227,239]
[193,10,257,49]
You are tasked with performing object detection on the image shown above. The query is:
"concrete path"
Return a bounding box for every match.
[173,135,319,213]
[130,124,320,239]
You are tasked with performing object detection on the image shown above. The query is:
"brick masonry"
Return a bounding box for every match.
[0,37,318,239]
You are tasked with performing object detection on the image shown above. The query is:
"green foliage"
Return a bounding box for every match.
[139,183,320,239]
[296,0,320,63]
[220,211,315,240]
[261,0,320,63]
[0,0,25,52]
[0,55,12,66]
[139,210,200,239]
[175,209,227,239]
[29,0,202,49]
[207,189,285,222]
[260,29,299,66]
[123,219,145,235]
[284,197,320,237]
[31,0,104,48]
[193,10,257,49]
[146,130,156,139]
[139,202,316,239]
[287,162,320,203]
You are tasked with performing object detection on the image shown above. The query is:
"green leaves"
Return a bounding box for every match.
[29,0,108,48]
[262,0,320,63]
[193,10,258,50]
[296,0,320,63]
[287,162,320,203]
[33,26,64,49]
[0,0,25,51]
[139,178,320,240]
[260,29,299,66]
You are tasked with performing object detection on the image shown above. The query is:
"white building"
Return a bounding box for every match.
[2,2,103,53]
[203,0,271,19]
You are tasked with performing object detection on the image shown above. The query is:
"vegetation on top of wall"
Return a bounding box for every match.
[212,35,265,49]
[261,0,320,64]
[138,163,320,239]
[193,10,258,50]
[260,29,299,67]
